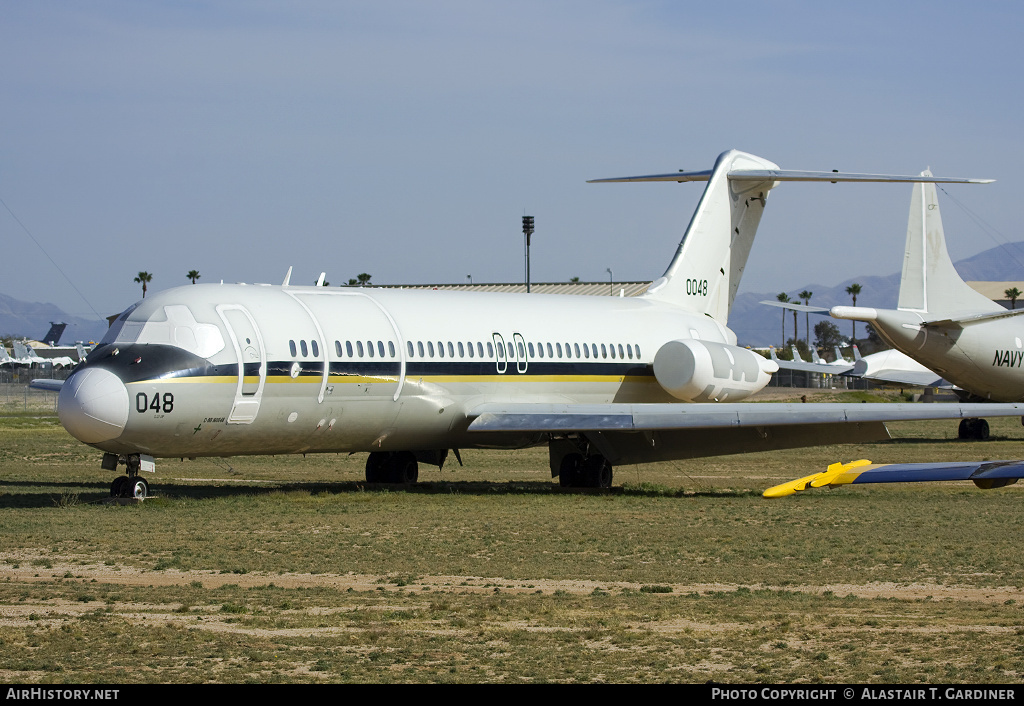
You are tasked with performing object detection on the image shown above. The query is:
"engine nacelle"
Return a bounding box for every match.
[653,339,778,402]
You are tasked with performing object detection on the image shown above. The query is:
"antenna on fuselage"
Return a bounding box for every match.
[282,266,293,286]
[316,272,327,287]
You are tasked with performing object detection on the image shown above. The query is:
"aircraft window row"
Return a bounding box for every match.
[400,340,642,360]
[289,337,642,361]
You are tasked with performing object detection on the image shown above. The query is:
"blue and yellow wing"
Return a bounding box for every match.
[763,459,1024,498]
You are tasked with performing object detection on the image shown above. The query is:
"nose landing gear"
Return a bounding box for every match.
[103,452,153,499]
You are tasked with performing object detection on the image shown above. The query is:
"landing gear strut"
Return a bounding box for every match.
[365,451,419,484]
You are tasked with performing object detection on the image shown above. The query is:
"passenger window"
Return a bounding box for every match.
[496,343,504,360]
[591,343,598,358]
[458,342,465,357]
[447,342,454,358]
[311,340,319,357]
[408,341,415,357]
[564,343,571,358]
[507,342,514,359]
[300,340,308,357]
[418,341,425,357]
[528,342,534,357]
[626,344,633,359]
[618,344,624,359]
[547,343,553,358]
[486,342,493,358]
[378,341,385,358]
[356,341,364,357]
[335,341,342,357]
[428,341,435,358]
[583,344,589,359]
[601,344,607,359]
[367,341,375,357]
[609,343,615,359]
[389,341,396,358]
[466,342,473,358]
[347,341,354,357]
[289,340,297,357]
[635,344,641,358]
[517,341,525,358]
[556,343,562,358]
[573,343,580,358]
[437,341,445,358]
[536,343,544,358]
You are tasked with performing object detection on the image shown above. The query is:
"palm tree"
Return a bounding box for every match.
[186,269,200,284]
[356,273,372,287]
[799,290,813,349]
[845,283,862,342]
[134,271,153,298]
[1005,287,1021,309]
[776,292,791,348]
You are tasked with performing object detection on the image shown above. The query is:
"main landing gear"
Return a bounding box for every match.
[103,452,151,499]
[958,418,990,441]
[558,453,614,489]
[365,451,419,484]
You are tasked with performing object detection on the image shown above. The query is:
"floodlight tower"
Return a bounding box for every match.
[522,215,535,293]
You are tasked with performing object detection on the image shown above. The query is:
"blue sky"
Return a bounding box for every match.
[2,1,1022,322]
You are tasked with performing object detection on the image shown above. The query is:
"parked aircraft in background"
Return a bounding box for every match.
[39,149,1021,500]
[832,171,1024,439]
[13,340,75,368]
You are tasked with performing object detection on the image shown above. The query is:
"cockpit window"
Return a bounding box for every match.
[106,304,226,359]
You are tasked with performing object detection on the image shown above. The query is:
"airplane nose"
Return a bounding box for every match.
[58,368,130,444]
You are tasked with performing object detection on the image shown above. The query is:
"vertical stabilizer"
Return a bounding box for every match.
[643,150,781,322]
[897,174,997,315]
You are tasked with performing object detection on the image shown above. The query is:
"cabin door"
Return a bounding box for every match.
[216,305,267,424]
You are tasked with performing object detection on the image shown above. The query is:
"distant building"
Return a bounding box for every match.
[966,281,1024,309]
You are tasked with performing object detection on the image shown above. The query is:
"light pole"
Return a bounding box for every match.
[522,216,534,293]
[606,268,613,295]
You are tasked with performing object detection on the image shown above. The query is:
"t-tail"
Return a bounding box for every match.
[590,151,991,326]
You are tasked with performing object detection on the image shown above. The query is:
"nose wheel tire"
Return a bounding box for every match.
[110,474,149,499]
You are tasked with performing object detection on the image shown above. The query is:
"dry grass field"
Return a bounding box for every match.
[2,389,1023,683]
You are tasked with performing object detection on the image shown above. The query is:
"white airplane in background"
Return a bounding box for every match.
[832,171,1024,440]
[42,149,1023,500]
[14,340,75,368]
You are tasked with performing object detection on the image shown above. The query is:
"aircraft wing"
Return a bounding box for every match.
[467,401,1024,433]
[29,379,64,392]
[764,458,1024,497]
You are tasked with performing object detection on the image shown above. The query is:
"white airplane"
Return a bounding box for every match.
[44,149,1023,500]
[767,345,854,375]
[0,344,31,366]
[13,340,75,368]
[832,171,1024,438]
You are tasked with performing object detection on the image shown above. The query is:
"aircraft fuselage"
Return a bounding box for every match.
[59,283,736,458]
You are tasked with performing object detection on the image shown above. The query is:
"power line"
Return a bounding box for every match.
[0,195,102,319]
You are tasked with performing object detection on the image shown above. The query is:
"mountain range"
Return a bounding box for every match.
[2,240,1022,348]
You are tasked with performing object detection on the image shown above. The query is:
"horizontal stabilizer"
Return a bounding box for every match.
[29,379,64,392]
[765,459,1024,497]
[760,300,830,314]
[923,307,1024,328]
[589,170,992,184]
